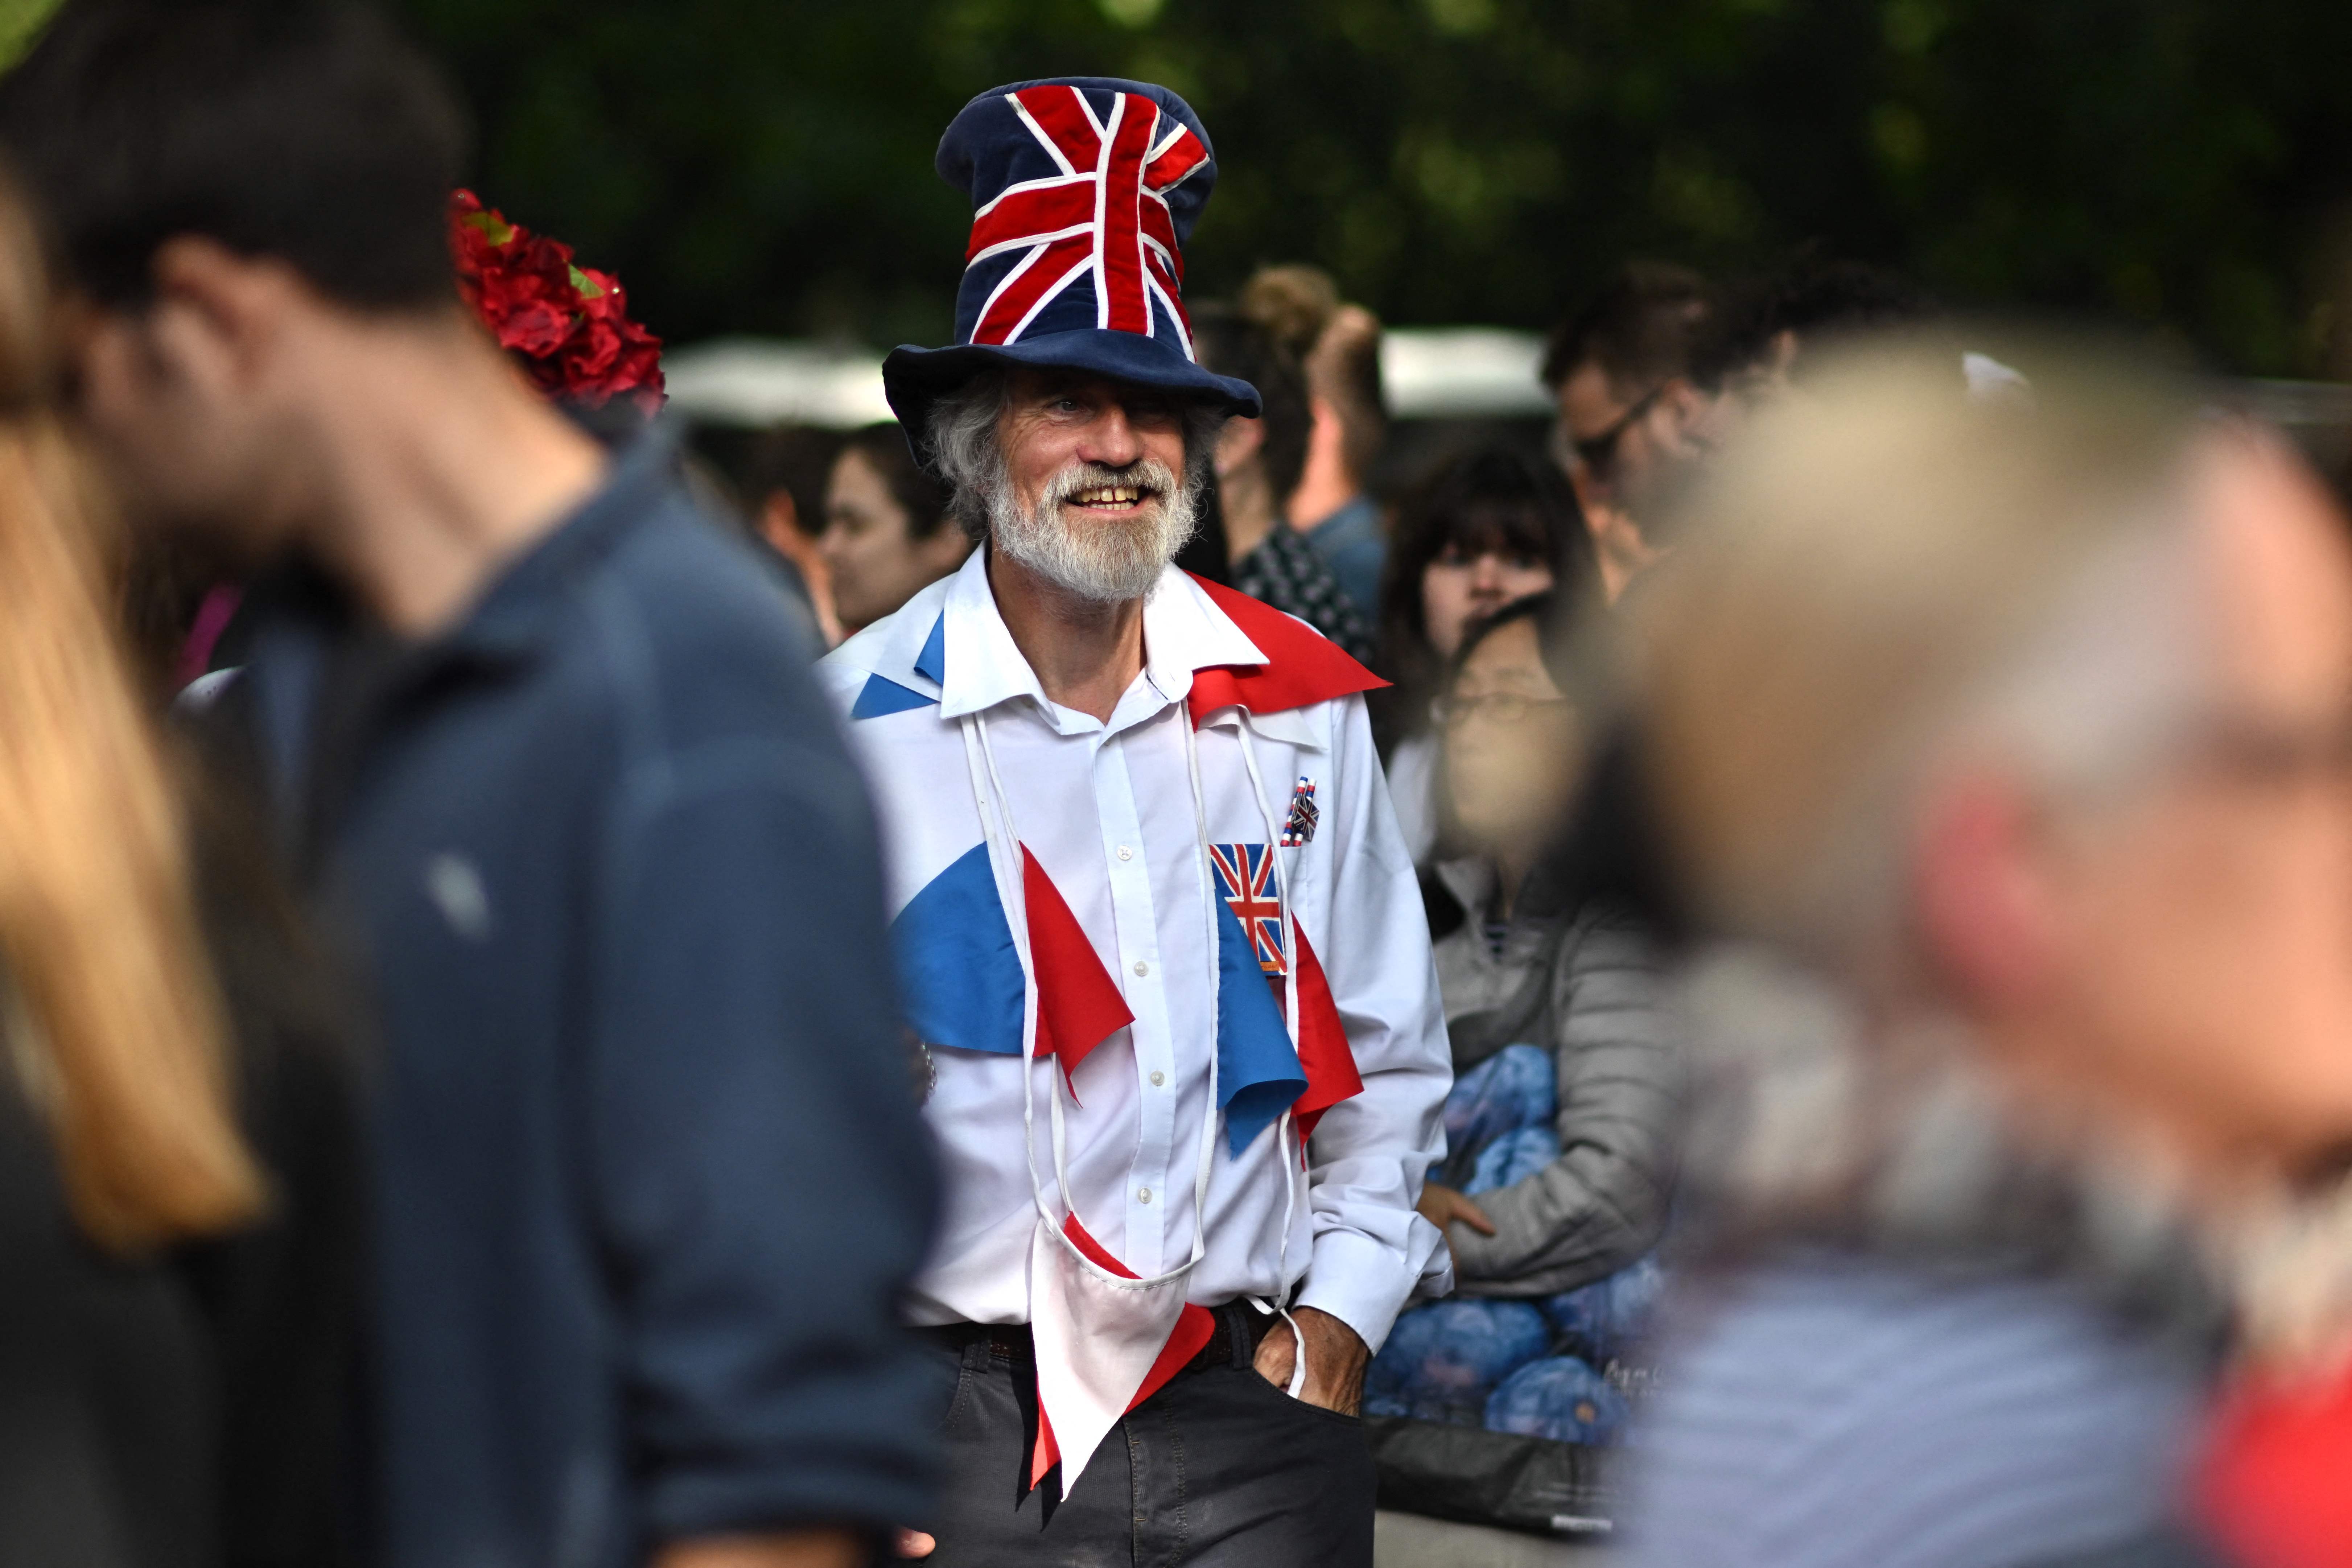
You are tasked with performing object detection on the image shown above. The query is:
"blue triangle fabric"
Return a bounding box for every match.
[1214,897,1306,1155]
[914,613,948,685]
[894,831,1304,1154]
[888,844,1022,1057]
[851,673,939,720]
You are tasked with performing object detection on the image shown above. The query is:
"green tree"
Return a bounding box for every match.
[190,0,2352,375]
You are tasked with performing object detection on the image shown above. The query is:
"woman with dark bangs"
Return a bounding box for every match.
[1372,446,1598,862]
[1363,590,1681,1447]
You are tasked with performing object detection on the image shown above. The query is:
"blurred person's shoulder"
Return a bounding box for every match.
[1622,1253,2208,1568]
[559,441,837,747]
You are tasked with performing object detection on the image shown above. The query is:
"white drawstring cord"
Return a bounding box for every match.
[963,705,1217,1286]
[1234,722,1308,1397]
[959,713,1053,1229]
[961,690,1308,1393]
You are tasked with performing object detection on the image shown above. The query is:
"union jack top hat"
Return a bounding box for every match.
[882,77,1262,454]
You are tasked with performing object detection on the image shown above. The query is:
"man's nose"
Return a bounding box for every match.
[1078,405,1147,468]
[1468,554,1506,590]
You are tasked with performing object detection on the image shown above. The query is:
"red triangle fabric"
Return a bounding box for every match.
[1022,846,1134,1080]
[1184,574,1387,727]
[1289,924,1363,1142]
[2197,1362,2352,1568]
[1027,1214,1220,1491]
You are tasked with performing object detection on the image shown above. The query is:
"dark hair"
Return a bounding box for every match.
[1691,257,1939,391]
[1540,261,1713,397]
[1445,590,1577,700]
[0,0,468,309]
[1371,445,1597,753]
[738,425,844,542]
[837,422,953,541]
[1192,304,1311,504]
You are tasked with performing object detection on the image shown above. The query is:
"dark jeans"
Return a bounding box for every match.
[925,1303,1376,1567]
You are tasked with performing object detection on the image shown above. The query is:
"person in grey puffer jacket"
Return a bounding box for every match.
[1365,591,1683,1438]
[1420,872,1678,1297]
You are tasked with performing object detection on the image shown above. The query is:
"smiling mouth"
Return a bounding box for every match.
[1067,483,1155,512]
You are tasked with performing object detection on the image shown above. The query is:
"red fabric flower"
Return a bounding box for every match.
[449,190,666,417]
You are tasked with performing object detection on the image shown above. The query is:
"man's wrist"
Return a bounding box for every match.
[1294,1230,1418,1356]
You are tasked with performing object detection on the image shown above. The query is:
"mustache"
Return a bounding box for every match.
[1041,459,1181,508]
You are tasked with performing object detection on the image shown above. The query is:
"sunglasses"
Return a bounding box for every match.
[1559,382,1667,479]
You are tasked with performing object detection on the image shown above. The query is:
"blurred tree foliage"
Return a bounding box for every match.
[392,0,2352,374]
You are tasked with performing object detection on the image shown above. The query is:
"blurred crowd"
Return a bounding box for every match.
[7,4,2352,1568]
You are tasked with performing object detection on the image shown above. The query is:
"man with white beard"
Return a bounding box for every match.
[819,78,1451,1567]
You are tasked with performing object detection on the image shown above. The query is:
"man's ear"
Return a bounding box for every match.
[1910,768,2062,1011]
[1214,413,1265,480]
[1656,379,1715,456]
[143,235,301,393]
[757,491,804,556]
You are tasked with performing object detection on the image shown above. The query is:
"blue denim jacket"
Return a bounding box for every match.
[238,437,941,1567]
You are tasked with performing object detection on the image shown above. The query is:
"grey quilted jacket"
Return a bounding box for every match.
[1425,857,1686,1298]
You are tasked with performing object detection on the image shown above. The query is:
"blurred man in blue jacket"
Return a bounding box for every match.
[0,5,940,1566]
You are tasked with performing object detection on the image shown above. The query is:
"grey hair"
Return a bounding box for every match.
[1638,339,2209,967]
[923,366,1229,542]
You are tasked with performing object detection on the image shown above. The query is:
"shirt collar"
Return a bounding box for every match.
[933,553,1270,726]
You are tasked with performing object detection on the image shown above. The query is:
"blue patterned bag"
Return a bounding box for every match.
[1365,1299,1551,1423]
[1540,1253,1665,1366]
[1483,1355,1629,1445]
[1442,1043,1555,1155]
[1465,1124,1561,1195]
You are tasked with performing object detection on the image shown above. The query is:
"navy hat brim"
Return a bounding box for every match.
[883,328,1261,465]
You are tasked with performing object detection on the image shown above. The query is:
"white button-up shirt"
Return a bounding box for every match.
[821,553,1452,1351]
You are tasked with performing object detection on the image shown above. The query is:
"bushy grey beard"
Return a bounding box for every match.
[988,457,1199,603]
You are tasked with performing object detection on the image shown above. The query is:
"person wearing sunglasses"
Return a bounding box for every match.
[1540,264,1718,601]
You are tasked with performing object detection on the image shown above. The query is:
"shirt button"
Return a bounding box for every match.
[1137,1188,1153,1204]
[1150,1070,1165,1087]
[1133,960,1149,977]
[1117,845,1134,861]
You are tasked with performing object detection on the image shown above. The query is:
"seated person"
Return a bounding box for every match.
[1367,592,1682,1442]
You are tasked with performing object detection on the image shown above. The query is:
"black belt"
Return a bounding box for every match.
[922,1300,1275,1376]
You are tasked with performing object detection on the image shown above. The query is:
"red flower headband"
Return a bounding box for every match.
[450,190,664,417]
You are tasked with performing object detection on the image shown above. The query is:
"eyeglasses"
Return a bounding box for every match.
[2196,711,2352,785]
[1559,382,1667,479]
[1430,692,1572,730]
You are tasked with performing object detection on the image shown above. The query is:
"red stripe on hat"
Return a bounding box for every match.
[973,233,1092,344]
[1143,126,1208,192]
[1022,846,1133,1081]
[967,177,1093,262]
[1288,923,1363,1141]
[1028,1214,1219,1491]
[1096,95,1157,335]
[1010,84,1103,170]
[1139,197,1182,281]
[1184,574,1388,725]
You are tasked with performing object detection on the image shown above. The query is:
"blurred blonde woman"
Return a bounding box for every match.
[0,170,282,1568]
[1619,340,2352,1568]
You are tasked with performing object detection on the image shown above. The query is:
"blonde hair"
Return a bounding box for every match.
[0,177,261,1249]
[1639,341,2202,958]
